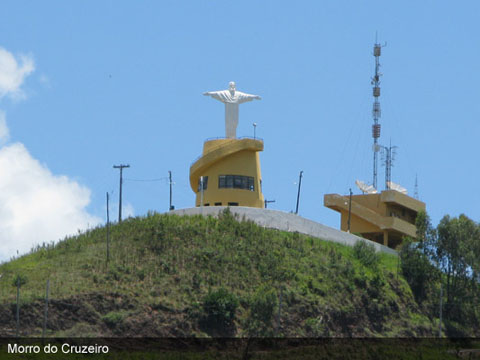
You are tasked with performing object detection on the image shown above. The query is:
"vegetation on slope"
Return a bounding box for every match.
[0,209,474,337]
[399,211,480,337]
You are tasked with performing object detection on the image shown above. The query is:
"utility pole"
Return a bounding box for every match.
[42,279,50,339]
[439,283,443,337]
[106,192,110,263]
[169,171,174,210]
[347,188,353,233]
[113,164,130,222]
[295,171,303,215]
[264,199,275,208]
[200,176,204,207]
[16,277,20,338]
[276,286,283,335]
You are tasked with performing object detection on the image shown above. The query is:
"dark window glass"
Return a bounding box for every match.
[204,203,210,206]
[234,176,242,188]
[215,202,222,206]
[226,175,233,188]
[197,176,208,191]
[228,202,239,206]
[219,176,226,188]
[241,176,248,189]
[218,175,255,191]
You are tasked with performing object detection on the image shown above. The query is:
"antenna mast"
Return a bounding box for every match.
[371,36,383,189]
[414,174,419,199]
[381,141,397,190]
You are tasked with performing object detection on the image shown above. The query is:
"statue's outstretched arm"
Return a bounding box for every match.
[236,92,262,103]
[203,90,229,102]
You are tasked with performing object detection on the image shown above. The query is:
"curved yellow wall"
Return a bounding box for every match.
[189,138,265,208]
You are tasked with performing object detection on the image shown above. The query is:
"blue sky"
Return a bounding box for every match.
[0,1,479,260]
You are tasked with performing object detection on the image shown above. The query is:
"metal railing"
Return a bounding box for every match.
[190,136,264,165]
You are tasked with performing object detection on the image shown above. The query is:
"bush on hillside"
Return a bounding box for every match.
[245,285,278,336]
[11,274,28,288]
[353,240,379,269]
[202,287,238,332]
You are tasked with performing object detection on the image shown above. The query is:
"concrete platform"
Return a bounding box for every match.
[168,206,397,255]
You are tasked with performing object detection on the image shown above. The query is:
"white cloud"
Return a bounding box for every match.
[0,110,9,144]
[0,143,102,261]
[0,47,34,100]
[0,47,101,262]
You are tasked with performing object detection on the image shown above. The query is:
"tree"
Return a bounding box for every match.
[400,238,438,304]
[435,214,480,322]
[400,211,438,304]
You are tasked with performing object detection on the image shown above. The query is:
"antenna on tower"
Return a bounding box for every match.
[414,174,419,199]
[381,141,398,190]
[355,179,378,194]
[371,35,386,189]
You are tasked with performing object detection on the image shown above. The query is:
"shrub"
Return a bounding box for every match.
[202,287,238,331]
[102,311,125,328]
[246,285,278,336]
[12,274,28,287]
[353,240,379,269]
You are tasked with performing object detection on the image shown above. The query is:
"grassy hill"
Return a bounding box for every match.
[0,209,452,337]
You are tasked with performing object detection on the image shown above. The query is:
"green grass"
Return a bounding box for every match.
[0,209,444,337]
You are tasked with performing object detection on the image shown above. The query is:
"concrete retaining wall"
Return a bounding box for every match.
[168,206,397,256]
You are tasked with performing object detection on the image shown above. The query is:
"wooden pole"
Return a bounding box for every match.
[113,164,130,222]
[16,277,20,338]
[42,279,50,338]
[106,192,110,263]
[277,287,283,335]
[169,171,174,210]
[439,283,443,337]
[295,171,303,215]
[347,188,352,232]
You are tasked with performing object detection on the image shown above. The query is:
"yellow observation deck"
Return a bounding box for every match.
[190,137,265,208]
[324,190,426,249]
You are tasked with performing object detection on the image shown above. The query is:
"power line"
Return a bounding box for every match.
[124,177,168,182]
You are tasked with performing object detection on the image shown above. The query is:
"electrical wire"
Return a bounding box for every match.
[124,177,169,182]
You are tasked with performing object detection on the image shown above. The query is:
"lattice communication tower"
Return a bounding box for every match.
[371,40,384,189]
[381,142,397,190]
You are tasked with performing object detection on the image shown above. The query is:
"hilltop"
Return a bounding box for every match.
[0,209,457,337]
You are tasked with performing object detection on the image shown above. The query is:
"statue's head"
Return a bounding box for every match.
[229,81,236,92]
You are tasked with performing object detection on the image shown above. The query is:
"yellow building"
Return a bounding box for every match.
[189,137,265,208]
[324,190,425,249]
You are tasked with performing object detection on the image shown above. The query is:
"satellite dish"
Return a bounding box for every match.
[355,180,378,194]
[387,181,408,195]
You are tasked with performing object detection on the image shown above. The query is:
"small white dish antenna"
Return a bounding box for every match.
[355,180,378,194]
[387,181,408,195]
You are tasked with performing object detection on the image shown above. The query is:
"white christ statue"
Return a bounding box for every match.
[203,81,261,139]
